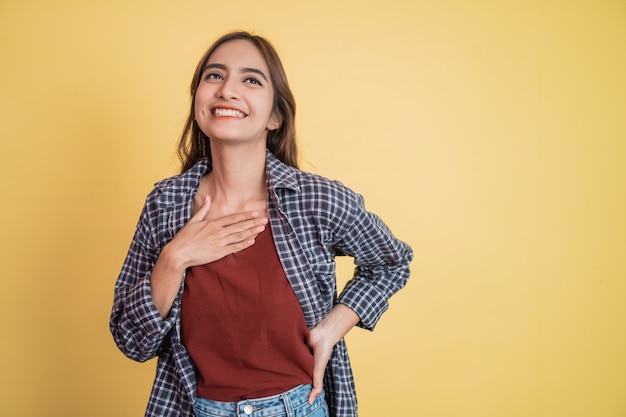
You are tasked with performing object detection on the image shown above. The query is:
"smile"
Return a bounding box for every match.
[212,108,246,118]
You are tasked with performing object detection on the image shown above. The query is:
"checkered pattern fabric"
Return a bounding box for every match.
[110,151,413,417]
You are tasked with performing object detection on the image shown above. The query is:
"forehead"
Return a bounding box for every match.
[207,39,269,72]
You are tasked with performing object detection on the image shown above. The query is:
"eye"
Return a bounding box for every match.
[245,77,263,86]
[204,72,223,81]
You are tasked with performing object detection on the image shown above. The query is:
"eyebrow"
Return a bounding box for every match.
[202,63,268,82]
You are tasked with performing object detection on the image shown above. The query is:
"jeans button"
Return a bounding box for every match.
[243,404,254,415]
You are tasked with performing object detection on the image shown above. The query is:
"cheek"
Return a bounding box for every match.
[253,93,275,117]
[194,91,209,119]
[195,83,212,104]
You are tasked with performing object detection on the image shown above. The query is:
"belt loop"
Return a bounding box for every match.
[280,390,295,417]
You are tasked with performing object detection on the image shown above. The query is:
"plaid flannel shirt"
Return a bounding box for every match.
[110,150,412,417]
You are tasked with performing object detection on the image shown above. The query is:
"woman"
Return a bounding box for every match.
[110,31,412,417]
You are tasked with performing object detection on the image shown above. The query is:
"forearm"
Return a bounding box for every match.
[150,243,187,319]
[310,303,360,348]
[110,195,183,361]
[110,278,174,361]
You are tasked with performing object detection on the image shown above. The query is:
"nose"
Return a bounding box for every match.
[216,77,239,100]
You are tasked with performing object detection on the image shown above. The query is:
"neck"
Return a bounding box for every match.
[205,141,267,207]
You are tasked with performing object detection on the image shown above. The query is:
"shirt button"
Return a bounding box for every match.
[243,404,254,415]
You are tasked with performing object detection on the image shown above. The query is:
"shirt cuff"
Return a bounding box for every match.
[125,276,177,337]
[337,277,389,331]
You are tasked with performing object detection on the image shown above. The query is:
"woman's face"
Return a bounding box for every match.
[194,39,279,146]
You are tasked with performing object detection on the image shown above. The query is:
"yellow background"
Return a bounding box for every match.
[1,0,625,416]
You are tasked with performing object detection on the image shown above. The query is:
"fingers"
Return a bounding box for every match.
[204,215,268,258]
[308,338,326,404]
[227,224,265,244]
[308,380,323,404]
[215,209,266,228]
[225,236,258,254]
[190,199,269,241]
[190,196,212,222]
[211,212,268,244]
[176,204,270,266]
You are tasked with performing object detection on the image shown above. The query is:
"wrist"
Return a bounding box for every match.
[313,304,360,346]
[158,242,187,274]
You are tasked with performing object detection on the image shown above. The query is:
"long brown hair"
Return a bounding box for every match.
[177,31,298,173]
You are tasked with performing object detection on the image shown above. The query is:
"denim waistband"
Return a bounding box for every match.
[193,384,325,417]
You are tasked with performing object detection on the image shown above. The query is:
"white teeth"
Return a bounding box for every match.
[212,108,245,118]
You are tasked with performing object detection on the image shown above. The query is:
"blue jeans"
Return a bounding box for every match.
[193,384,329,417]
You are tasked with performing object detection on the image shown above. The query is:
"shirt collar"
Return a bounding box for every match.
[153,149,301,196]
[153,157,209,195]
[265,149,301,193]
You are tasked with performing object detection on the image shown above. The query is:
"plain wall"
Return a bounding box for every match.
[1,0,625,416]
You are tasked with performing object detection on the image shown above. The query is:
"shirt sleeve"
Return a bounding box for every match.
[334,191,413,331]
[109,198,179,362]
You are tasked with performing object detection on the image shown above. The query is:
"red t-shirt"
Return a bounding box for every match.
[181,226,313,401]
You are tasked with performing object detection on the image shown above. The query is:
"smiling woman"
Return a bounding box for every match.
[194,40,279,148]
[178,32,299,173]
[109,31,413,417]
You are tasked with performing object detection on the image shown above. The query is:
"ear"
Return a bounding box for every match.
[267,113,282,131]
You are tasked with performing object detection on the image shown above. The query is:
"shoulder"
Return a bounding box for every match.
[298,170,361,205]
[133,159,208,246]
[145,158,209,206]
[268,153,361,206]
[267,155,364,231]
